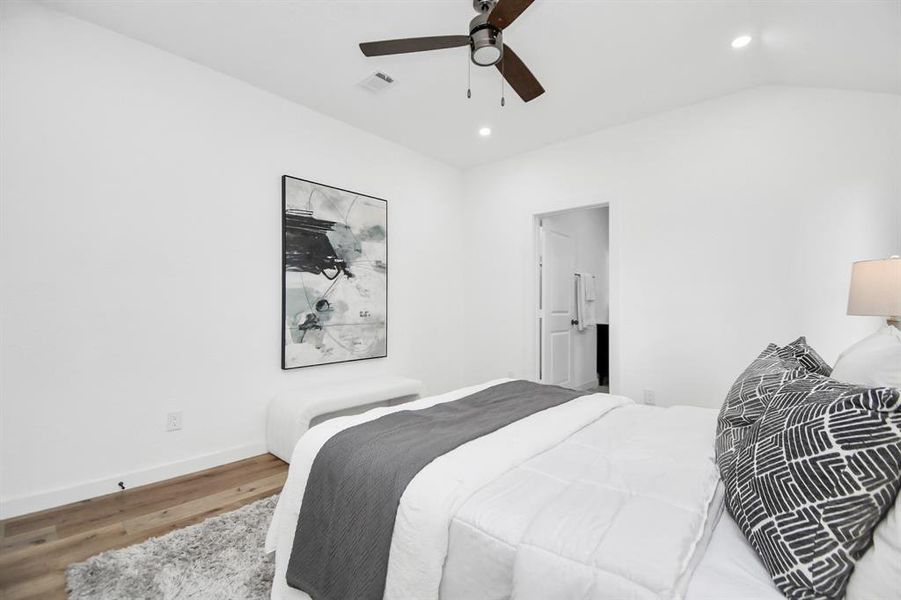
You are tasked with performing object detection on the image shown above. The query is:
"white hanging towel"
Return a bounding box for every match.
[584,273,597,301]
[575,273,597,332]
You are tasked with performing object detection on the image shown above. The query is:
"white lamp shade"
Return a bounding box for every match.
[848,257,901,317]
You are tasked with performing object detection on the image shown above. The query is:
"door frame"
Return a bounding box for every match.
[532,201,618,393]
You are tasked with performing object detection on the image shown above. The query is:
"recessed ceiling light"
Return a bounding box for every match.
[731,35,752,49]
[479,127,492,137]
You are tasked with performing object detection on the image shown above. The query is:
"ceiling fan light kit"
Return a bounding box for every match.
[470,8,503,67]
[359,0,544,104]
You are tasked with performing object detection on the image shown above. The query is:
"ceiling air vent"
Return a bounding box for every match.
[359,71,396,93]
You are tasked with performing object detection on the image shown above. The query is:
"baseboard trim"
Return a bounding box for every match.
[0,441,268,520]
[575,377,600,391]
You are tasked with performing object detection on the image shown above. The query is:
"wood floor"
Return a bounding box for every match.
[0,453,288,600]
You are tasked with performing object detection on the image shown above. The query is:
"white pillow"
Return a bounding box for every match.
[846,491,901,600]
[831,325,901,390]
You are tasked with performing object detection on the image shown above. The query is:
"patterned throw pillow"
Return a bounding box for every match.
[724,375,901,600]
[715,345,805,481]
[779,336,833,377]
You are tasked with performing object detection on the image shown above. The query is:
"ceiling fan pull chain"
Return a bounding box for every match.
[467,56,472,99]
[501,57,506,107]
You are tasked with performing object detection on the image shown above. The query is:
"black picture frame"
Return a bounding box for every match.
[281,175,388,370]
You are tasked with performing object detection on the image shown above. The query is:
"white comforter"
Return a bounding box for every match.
[267,380,723,600]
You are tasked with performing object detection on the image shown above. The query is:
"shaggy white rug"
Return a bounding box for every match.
[66,495,277,600]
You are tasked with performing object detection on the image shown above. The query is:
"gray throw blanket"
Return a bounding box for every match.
[287,380,588,600]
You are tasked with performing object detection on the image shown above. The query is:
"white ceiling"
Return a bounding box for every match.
[41,0,901,168]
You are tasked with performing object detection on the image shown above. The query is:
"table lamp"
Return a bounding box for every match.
[848,256,901,329]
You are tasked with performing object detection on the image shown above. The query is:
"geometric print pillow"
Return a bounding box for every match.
[715,344,806,482]
[723,374,901,600]
[778,336,833,377]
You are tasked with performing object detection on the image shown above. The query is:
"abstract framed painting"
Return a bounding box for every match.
[281,175,387,369]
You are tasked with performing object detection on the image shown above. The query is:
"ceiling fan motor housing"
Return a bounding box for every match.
[469,12,503,66]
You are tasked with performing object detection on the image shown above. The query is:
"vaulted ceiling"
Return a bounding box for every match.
[42,0,901,168]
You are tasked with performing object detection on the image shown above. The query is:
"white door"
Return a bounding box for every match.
[540,225,575,386]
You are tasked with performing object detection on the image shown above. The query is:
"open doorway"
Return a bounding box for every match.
[536,205,610,392]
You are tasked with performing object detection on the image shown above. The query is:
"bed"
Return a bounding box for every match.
[266,379,782,600]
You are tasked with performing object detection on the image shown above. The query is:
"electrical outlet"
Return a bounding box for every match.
[166,411,183,432]
[642,389,656,405]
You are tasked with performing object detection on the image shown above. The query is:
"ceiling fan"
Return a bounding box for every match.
[359,0,544,103]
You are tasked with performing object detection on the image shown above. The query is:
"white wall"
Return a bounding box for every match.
[462,86,901,408]
[542,207,609,389]
[0,2,465,518]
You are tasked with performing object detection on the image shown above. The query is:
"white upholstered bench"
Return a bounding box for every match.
[266,376,423,462]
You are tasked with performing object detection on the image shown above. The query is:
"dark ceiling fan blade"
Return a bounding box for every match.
[487,0,536,30]
[360,35,470,57]
[496,44,544,102]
